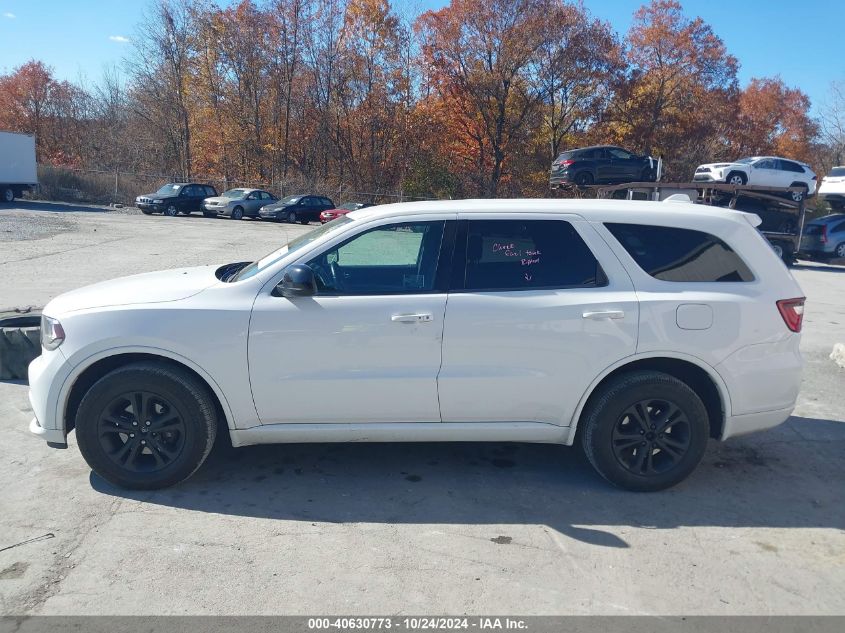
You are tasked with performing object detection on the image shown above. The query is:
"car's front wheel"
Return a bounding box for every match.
[726,172,747,186]
[165,204,179,217]
[75,362,217,489]
[231,206,244,220]
[287,211,298,223]
[580,370,710,491]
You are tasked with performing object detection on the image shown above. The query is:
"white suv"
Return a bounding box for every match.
[693,156,816,202]
[29,200,805,491]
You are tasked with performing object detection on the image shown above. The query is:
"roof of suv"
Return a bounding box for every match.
[347,198,757,227]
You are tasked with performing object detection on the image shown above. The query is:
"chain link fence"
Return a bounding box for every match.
[34,165,436,207]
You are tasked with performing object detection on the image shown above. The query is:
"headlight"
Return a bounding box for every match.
[151,199,163,204]
[41,315,65,351]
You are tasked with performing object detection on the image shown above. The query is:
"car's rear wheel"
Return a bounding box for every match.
[2,187,15,203]
[231,206,244,220]
[300,217,309,225]
[835,242,845,259]
[75,362,217,490]
[203,212,216,218]
[726,172,746,186]
[790,184,808,203]
[165,204,179,217]
[580,370,709,491]
[574,171,594,187]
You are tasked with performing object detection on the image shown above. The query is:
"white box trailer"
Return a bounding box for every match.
[0,131,38,203]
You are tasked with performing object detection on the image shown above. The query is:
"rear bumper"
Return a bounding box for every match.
[721,406,794,441]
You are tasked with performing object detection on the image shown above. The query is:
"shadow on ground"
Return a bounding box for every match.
[793,261,845,272]
[91,415,845,547]
[3,200,112,214]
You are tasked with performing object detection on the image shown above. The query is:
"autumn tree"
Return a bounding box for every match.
[533,2,621,161]
[731,77,818,165]
[416,0,548,197]
[607,0,738,178]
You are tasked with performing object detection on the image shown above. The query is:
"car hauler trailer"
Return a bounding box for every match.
[594,181,808,265]
[0,131,38,203]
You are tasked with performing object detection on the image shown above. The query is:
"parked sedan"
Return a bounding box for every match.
[202,189,278,220]
[693,156,816,202]
[550,145,657,188]
[319,201,374,223]
[259,194,335,224]
[818,166,845,210]
[136,183,218,216]
[800,213,845,260]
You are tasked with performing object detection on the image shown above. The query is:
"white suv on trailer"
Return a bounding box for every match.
[693,156,816,202]
[29,199,805,491]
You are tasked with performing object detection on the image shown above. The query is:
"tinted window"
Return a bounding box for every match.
[605,223,754,282]
[205,186,216,196]
[609,148,634,160]
[832,220,845,233]
[462,220,603,291]
[755,159,775,169]
[829,167,845,177]
[321,197,333,206]
[306,221,445,294]
[781,160,805,173]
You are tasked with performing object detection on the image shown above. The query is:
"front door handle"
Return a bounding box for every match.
[391,313,433,323]
[583,310,625,320]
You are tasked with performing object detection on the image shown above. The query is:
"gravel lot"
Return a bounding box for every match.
[0,201,843,616]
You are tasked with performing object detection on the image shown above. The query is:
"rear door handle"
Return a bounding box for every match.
[391,313,433,323]
[582,310,625,320]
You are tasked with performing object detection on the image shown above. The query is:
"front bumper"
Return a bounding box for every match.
[28,348,73,448]
[203,204,228,215]
[137,203,164,212]
[692,174,721,182]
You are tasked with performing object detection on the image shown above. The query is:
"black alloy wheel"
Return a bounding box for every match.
[97,390,188,473]
[610,399,692,476]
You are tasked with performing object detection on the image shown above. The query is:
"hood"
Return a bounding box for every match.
[261,202,293,212]
[698,162,741,170]
[45,266,220,316]
[137,191,170,200]
[203,196,234,205]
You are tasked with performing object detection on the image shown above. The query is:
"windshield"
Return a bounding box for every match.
[829,167,845,177]
[735,157,755,164]
[233,215,355,281]
[155,184,182,195]
[221,189,248,199]
[278,195,301,204]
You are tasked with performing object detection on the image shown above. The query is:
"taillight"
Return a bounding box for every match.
[561,159,575,167]
[821,225,828,244]
[777,298,805,333]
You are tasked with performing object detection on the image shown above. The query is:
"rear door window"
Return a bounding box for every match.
[605,223,754,282]
[459,219,605,291]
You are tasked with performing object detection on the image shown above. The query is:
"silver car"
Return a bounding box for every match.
[202,188,278,220]
[800,214,845,259]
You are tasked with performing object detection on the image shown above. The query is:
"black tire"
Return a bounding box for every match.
[300,218,309,225]
[75,362,217,489]
[725,171,747,186]
[141,209,154,215]
[580,370,710,491]
[2,187,14,203]
[0,317,41,380]
[834,242,845,259]
[574,171,594,187]
[231,206,244,221]
[203,212,217,218]
[287,211,297,224]
[164,204,179,217]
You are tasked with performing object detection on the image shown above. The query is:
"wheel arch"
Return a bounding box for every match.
[60,347,235,438]
[566,353,731,445]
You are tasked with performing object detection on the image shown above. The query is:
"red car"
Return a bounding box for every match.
[319,202,374,223]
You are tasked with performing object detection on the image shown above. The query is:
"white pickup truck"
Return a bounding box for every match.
[0,130,38,203]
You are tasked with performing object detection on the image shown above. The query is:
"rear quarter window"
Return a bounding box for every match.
[605,223,754,282]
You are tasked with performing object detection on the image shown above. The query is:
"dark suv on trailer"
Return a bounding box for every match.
[550,146,657,188]
[136,183,218,216]
[259,194,335,224]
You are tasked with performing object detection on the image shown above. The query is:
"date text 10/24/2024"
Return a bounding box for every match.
[308,617,528,630]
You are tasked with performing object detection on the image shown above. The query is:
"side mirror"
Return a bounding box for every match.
[277,264,317,298]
